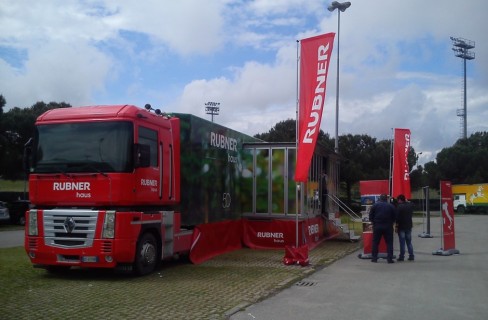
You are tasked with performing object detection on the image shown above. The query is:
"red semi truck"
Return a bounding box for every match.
[24,104,259,275]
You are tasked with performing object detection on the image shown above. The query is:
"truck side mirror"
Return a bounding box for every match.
[135,143,151,168]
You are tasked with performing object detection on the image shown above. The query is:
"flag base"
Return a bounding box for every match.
[432,248,460,256]
[357,253,394,259]
[418,232,434,238]
[283,245,309,266]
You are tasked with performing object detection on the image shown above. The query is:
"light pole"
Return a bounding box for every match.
[328,1,351,154]
[205,101,220,122]
[450,37,475,139]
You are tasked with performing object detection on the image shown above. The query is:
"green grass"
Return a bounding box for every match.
[0,247,48,290]
[339,213,363,234]
[0,179,27,192]
[0,238,361,319]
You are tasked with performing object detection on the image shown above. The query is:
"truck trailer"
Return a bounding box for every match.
[452,183,488,214]
[24,104,260,275]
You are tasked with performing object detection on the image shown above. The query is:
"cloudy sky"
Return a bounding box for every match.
[1,0,487,165]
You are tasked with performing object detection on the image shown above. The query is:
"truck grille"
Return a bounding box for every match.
[43,210,98,248]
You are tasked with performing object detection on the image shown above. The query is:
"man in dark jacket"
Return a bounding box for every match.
[369,194,397,263]
[396,194,414,261]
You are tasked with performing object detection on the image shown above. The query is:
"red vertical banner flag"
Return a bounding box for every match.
[440,180,456,250]
[295,33,335,182]
[392,128,412,199]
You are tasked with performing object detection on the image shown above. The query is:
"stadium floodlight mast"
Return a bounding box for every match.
[450,36,475,140]
[205,101,220,122]
[328,1,351,153]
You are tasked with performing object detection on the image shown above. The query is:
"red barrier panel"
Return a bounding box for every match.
[303,217,325,249]
[189,217,329,264]
[243,217,325,250]
[360,180,389,196]
[189,220,243,264]
[243,219,299,249]
[359,231,387,259]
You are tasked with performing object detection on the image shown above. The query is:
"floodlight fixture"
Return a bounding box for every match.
[205,101,220,122]
[450,36,475,139]
[328,1,351,12]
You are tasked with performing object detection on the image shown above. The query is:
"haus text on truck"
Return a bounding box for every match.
[24,104,258,275]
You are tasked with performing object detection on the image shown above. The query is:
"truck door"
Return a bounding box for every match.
[135,126,161,203]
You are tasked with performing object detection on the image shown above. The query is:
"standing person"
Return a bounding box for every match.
[396,194,414,261]
[369,194,397,263]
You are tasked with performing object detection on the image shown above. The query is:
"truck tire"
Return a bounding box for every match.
[134,232,158,276]
[457,206,465,214]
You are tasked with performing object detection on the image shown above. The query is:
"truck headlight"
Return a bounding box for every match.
[102,211,115,239]
[28,210,38,236]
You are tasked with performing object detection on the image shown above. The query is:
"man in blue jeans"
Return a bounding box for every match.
[369,194,397,263]
[396,194,414,261]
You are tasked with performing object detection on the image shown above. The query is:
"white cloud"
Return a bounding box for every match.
[174,45,297,135]
[0,41,111,107]
[0,0,487,166]
[102,0,226,55]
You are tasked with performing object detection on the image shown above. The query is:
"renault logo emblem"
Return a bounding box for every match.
[64,217,76,233]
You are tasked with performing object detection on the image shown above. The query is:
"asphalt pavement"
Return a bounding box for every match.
[230,214,488,320]
[0,229,24,248]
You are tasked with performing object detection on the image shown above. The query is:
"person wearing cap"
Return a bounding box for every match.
[395,194,414,261]
[369,194,397,263]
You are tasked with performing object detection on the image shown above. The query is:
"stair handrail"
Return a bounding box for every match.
[327,194,361,221]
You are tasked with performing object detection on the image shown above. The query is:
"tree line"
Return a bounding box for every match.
[1,95,487,196]
[255,119,488,199]
[0,95,71,180]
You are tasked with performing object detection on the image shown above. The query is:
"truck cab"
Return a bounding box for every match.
[453,194,466,213]
[24,104,187,275]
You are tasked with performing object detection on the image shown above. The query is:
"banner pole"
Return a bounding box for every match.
[426,187,431,235]
[296,39,300,248]
[419,186,433,238]
[389,128,394,198]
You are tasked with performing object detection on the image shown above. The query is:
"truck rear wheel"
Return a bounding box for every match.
[134,232,158,276]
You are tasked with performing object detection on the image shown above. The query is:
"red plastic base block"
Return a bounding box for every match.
[283,245,309,266]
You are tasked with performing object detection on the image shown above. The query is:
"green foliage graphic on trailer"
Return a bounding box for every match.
[174,113,261,226]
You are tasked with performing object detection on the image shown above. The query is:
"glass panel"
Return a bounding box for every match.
[33,121,133,173]
[138,126,158,167]
[288,148,297,214]
[271,149,285,214]
[307,155,321,215]
[256,148,269,213]
[241,148,254,213]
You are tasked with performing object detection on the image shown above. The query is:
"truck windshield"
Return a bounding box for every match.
[32,121,134,174]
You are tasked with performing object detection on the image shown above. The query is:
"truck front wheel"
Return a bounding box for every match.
[457,205,465,214]
[134,232,158,276]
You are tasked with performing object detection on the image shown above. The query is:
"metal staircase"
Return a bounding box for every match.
[327,194,362,242]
